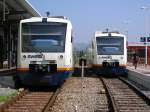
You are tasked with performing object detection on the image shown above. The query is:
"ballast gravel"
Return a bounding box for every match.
[51,77,109,112]
[0,87,17,105]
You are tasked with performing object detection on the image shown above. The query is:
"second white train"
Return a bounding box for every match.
[87,31,127,75]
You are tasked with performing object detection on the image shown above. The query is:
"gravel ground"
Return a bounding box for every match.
[0,75,16,105]
[51,77,109,112]
[0,87,16,96]
[0,87,17,105]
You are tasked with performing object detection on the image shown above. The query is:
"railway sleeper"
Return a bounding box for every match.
[117,100,148,104]
[118,103,149,107]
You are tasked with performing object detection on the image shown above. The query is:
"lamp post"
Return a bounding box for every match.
[124,20,129,44]
[141,6,150,65]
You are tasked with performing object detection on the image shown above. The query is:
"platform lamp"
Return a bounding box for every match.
[141,6,150,66]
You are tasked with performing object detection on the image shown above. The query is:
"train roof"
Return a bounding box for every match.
[94,31,126,38]
[20,16,71,24]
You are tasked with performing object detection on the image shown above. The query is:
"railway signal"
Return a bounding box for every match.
[140,36,150,65]
[140,37,150,42]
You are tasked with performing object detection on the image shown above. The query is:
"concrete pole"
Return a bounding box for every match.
[141,6,150,65]
[145,40,148,65]
[81,60,84,108]
[3,0,6,21]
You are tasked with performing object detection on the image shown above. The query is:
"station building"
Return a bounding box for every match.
[0,0,40,69]
[127,42,150,65]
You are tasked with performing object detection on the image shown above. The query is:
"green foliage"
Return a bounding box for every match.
[0,92,17,102]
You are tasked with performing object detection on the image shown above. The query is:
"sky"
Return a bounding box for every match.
[28,0,150,44]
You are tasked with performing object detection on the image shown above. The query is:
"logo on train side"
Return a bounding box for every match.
[100,56,112,59]
[23,55,26,59]
[22,54,43,59]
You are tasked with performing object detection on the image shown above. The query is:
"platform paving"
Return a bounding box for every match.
[127,63,150,76]
[127,63,150,93]
[0,67,16,72]
[0,67,16,76]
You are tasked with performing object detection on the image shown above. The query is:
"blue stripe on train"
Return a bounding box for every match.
[17,70,73,86]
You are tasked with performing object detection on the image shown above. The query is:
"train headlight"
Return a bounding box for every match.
[59,55,63,59]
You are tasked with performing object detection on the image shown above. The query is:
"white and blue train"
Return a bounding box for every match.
[87,31,127,75]
[15,17,74,86]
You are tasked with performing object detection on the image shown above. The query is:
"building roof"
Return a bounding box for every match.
[0,0,41,23]
[128,42,149,47]
[15,0,41,17]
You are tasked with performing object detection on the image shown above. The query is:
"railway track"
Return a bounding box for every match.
[0,88,60,112]
[101,77,150,112]
[0,75,150,112]
[50,77,111,112]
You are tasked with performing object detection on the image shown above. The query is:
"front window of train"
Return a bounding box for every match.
[22,22,67,52]
[96,37,124,55]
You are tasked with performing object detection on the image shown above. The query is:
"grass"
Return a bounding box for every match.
[0,92,17,102]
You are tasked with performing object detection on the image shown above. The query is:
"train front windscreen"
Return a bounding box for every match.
[96,37,124,55]
[21,22,67,53]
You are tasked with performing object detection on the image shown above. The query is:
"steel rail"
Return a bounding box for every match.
[43,88,61,112]
[101,76,150,112]
[119,77,150,105]
[0,89,28,112]
[100,77,119,112]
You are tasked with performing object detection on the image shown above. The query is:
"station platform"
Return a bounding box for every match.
[0,67,16,76]
[127,63,150,93]
[127,63,150,76]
